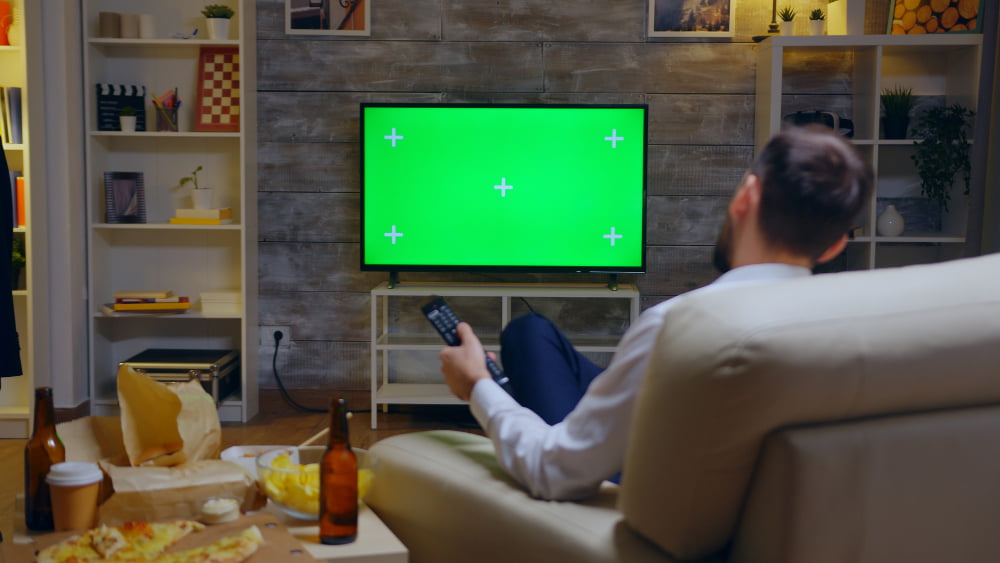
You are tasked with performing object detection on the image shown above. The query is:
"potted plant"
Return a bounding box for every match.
[119,106,137,132]
[880,85,914,140]
[201,4,234,40]
[11,236,25,290]
[809,9,825,35]
[778,6,797,36]
[910,104,974,214]
[179,165,214,209]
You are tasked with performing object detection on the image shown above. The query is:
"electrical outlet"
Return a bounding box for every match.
[260,326,291,349]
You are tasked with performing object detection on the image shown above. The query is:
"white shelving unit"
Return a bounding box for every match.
[82,0,258,422]
[756,34,982,270]
[0,0,44,438]
[370,282,641,428]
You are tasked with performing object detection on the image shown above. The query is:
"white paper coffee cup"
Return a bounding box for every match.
[47,462,103,531]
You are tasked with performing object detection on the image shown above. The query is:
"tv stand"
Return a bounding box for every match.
[369,282,641,428]
[387,271,400,289]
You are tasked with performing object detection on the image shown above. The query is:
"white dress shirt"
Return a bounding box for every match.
[468,263,812,500]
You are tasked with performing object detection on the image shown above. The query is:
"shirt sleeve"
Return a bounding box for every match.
[468,304,672,500]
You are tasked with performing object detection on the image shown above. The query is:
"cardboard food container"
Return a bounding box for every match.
[55,366,266,526]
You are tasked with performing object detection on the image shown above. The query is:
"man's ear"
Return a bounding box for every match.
[815,234,849,265]
[729,174,762,219]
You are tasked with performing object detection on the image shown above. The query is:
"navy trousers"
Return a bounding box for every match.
[499,313,604,425]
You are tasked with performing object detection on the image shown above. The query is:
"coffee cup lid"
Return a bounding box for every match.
[47,462,104,487]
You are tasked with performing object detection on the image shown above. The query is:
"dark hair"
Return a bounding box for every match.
[752,125,874,260]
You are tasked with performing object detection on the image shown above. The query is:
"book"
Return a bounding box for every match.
[113,297,190,312]
[115,296,184,304]
[175,207,233,220]
[15,176,24,227]
[113,290,174,299]
[169,217,233,225]
[0,87,8,144]
[102,304,186,317]
[4,86,21,144]
[8,169,19,225]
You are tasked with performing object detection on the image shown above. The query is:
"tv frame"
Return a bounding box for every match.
[359,102,649,276]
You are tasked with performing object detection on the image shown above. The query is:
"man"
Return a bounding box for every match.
[438,126,874,500]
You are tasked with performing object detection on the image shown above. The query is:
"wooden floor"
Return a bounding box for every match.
[0,402,481,542]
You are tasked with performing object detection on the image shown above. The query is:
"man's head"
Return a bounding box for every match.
[714,126,874,272]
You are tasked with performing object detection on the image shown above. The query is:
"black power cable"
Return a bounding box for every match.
[271,331,326,413]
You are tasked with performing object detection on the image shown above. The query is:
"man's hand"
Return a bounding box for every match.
[439,323,493,401]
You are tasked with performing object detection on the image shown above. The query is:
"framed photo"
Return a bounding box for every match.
[649,0,734,38]
[286,0,370,36]
[194,46,240,133]
[103,172,146,224]
[888,0,982,34]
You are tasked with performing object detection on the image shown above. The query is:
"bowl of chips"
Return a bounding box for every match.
[256,446,377,520]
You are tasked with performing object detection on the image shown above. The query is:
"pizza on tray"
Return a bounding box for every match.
[36,519,263,563]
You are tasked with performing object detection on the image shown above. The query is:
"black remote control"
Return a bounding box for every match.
[421,297,512,394]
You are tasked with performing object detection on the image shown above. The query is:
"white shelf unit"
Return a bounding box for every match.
[82,0,258,422]
[756,34,982,270]
[0,0,44,438]
[370,282,641,428]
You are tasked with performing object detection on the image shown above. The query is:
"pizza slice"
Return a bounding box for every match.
[36,520,206,563]
[159,525,264,563]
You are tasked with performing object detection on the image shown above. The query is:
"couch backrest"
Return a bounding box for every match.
[619,253,1000,560]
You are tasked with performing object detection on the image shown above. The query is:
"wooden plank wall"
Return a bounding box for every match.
[253,0,818,392]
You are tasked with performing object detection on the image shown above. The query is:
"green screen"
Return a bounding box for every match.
[361,104,646,271]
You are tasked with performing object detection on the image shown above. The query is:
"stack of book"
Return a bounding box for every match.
[200,289,242,315]
[106,290,191,314]
[169,207,233,225]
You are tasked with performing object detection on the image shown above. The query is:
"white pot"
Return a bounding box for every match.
[206,18,230,40]
[192,188,215,210]
[827,0,865,35]
[119,115,136,133]
[877,205,905,237]
[809,20,825,36]
[779,21,795,36]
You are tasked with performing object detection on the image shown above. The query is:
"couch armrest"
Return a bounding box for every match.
[367,430,677,563]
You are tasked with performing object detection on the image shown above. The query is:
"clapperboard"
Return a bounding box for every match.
[96,84,147,131]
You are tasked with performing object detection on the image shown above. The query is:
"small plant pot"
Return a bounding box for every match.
[779,21,795,36]
[809,20,825,35]
[192,188,215,210]
[881,115,910,140]
[206,18,230,40]
[119,115,136,132]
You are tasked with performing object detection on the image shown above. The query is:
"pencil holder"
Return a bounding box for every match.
[156,106,178,131]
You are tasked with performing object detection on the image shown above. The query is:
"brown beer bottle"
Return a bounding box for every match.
[24,386,66,531]
[319,397,357,545]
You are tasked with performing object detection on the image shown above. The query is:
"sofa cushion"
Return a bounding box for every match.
[620,253,1000,560]
[368,430,692,563]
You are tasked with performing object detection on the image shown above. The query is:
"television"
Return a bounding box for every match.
[360,103,648,274]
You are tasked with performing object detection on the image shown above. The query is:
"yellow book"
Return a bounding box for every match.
[169,217,234,225]
[174,207,233,219]
[113,290,174,300]
[113,298,190,312]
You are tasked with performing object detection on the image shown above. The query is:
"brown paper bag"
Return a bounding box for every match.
[117,364,186,466]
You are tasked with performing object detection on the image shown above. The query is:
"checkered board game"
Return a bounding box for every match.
[195,46,240,132]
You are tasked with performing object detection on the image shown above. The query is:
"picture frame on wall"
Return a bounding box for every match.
[286,0,370,36]
[648,0,734,38]
[103,171,146,224]
[888,0,982,34]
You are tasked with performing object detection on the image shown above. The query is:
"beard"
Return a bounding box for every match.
[712,215,733,274]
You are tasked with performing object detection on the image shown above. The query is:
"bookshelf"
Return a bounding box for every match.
[0,0,43,438]
[756,34,982,270]
[82,0,258,422]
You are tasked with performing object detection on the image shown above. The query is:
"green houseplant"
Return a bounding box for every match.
[808,9,825,35]
[119,106,137,132]
[179,165,215,209]
[201,4,234,40]
[880,85,914,139]
[910,104,974,213]
[11,236,25,289]
[778,6,797,35]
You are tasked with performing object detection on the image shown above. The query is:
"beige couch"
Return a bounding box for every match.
[367,253,1000,563]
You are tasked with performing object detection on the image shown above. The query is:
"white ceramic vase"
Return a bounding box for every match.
[877,205,905,237]
[192,188,215,210]
[206,18,230,40]
[809,20,825,36]
[779,21,795,36]
[827,0,865,35]
[119,115,136,133]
